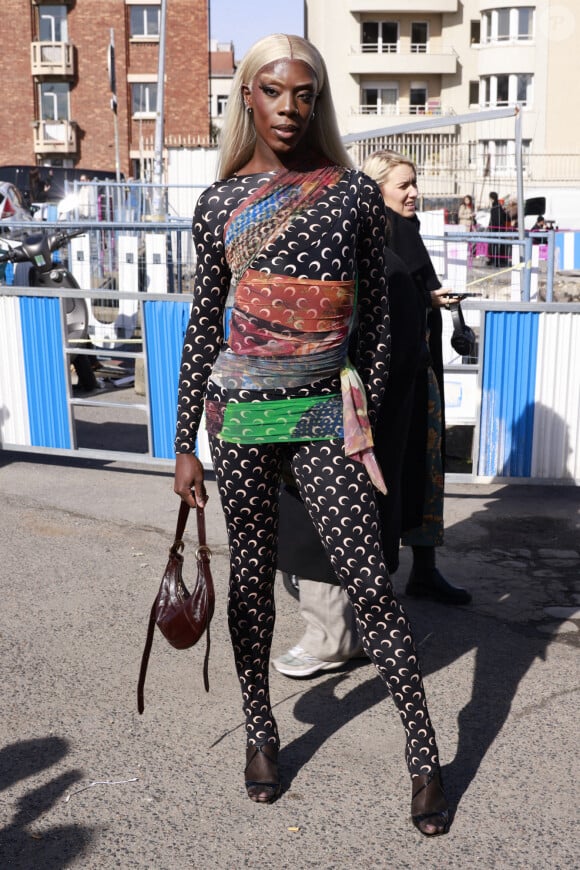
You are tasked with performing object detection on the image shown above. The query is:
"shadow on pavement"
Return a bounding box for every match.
[0,737,93,869]
[277,488,578,824]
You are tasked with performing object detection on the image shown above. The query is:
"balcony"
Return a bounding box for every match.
[356,99,446,117]
[349,1,458,11]
[33,120,78,155]
[349,46,458,76]
[31,42,75,78]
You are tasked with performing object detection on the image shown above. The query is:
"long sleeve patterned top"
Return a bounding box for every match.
[175,167,391,455]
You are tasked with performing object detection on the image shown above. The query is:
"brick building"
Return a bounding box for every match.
[2,0,210,178]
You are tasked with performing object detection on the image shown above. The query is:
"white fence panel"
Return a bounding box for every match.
[0,297,30,445]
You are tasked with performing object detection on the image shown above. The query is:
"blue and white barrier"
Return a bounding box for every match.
[1,285,578,483]
[555,231,580,271]
[478,307,580,480]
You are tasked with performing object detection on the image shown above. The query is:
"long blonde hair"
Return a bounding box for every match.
[362,149,416,187]
[216,34,352,179]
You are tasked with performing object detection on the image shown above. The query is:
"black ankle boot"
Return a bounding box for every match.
[406,546,472,605]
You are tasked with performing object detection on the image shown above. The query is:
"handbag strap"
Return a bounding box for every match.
[175,499,190,545]
[137,501,210,715]
[137,593,161,715]
[194,504,212,693]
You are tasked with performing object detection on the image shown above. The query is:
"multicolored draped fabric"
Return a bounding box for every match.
[205,167,387,494]
[228,270,354,362]
[225,166,345,283]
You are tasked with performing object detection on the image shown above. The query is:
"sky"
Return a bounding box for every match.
[209,0,305,60]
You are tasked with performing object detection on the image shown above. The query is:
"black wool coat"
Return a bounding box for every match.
[384,209,446,539]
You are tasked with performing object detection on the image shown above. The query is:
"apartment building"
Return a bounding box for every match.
[2,0,210,178]
[209,40,236,140]
[305,0,580,199]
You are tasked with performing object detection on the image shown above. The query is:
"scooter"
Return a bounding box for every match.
[0,228,98,390]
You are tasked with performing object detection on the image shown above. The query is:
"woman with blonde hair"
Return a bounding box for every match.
[173,36,449,835]
[363,148,471,606]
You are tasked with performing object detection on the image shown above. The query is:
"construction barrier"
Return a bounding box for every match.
[1,223,578,483]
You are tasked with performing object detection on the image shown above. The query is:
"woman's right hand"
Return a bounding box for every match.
[174,452,208,509]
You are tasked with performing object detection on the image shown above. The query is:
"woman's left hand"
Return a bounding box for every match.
[430,288,460,308]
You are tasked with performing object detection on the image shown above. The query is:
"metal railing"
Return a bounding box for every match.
[1,219,576,478]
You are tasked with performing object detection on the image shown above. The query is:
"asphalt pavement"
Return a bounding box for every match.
[0,449,578,869]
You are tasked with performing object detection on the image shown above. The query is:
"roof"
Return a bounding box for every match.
[210,51,235,77]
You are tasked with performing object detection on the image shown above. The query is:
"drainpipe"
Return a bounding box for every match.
[152,0,167,219]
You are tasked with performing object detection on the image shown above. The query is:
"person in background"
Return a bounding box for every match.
[173,33,449,835]
[487,190,508,267]
[458,194,475,230]
[458,193,476,257]
[503,194,518,230]
[365,150,471,605]
[531,215,547,244]
[28,166,48,207]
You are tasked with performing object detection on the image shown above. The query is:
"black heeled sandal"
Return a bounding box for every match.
[244,743,281,804]
[411,769,450,836]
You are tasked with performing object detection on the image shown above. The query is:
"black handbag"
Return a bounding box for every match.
[137,502,215,714]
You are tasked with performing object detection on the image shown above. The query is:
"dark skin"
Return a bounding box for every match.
[174,59,319,514]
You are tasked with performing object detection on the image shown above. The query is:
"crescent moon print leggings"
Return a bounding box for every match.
[209,436,440,778]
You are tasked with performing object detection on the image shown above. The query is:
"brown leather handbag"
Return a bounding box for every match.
[137,502,215,714]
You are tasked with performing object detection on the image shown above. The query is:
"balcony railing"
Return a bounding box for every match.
[33,120,78,155]
[31,42,75,78]
[357,99,444,116]
[361,42,398,53]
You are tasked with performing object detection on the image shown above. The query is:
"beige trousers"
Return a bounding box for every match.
[297,579,363,661]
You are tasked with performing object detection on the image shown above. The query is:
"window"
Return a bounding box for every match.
[470,20,481,44]
[362,22,378,52]
[517,8,534,40]
[130,5,160,38]
[481,74,534,107]
[216,94,229,117]
[480,140,511,175]
[496,74,509,105]
[411,22,428,53]
[516,73,533,105]
[481,7,535,44]
[39,5,68,41]
[495,139,509,169]
[410,86,427,114]
[361,86,398,115]
[381,22,398,52]
[480,139,531,174]
[469,80,479,105]
[497,9,510,41]
[40,82,69,120]
[131,82,158,116]
[362,21,399,53]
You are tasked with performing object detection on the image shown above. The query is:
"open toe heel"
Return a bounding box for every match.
[411,769,450,836]
[244,743,281,804]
